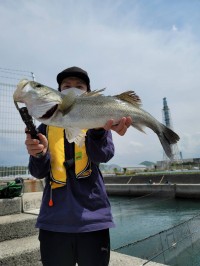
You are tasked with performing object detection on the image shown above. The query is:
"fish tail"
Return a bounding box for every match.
[157,124,180,160]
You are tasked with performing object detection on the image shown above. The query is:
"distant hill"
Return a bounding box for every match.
[140,161,155,166]
[99,161,155,173]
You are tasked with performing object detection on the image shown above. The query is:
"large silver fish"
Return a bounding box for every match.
[13,79,180,159]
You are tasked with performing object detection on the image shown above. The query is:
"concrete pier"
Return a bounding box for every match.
[104,173,200,198]
[104,172,200,185]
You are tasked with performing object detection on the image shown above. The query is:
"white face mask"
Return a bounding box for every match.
[61,87,85,96]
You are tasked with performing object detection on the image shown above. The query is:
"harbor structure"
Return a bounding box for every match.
[162,97,181,161]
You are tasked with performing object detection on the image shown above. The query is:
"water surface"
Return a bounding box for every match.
[109,196,200,265]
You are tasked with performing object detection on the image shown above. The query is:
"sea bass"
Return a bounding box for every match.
[13,79,180,159]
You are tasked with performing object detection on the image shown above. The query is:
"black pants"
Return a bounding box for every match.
[39,229,110,266]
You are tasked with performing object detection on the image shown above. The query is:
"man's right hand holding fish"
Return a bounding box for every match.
[103,116,132,136]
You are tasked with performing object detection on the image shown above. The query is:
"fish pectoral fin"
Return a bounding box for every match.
[64,128,86,146]
[58,91,77,114]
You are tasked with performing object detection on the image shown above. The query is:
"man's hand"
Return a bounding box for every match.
[103,117,132,136]
[25,132,48,157]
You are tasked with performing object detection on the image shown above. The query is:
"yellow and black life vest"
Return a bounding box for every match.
[47,126,92,189]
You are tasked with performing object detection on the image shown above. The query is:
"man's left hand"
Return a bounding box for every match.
[103,117,132,136]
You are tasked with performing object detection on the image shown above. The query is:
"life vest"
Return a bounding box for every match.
[47,126,92,189]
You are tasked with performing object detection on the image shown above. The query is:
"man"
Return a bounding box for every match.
[25,66,132,266]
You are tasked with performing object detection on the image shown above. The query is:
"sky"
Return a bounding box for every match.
[0,0,200,167]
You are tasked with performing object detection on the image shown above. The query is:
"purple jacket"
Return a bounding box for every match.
[29,124,115,233]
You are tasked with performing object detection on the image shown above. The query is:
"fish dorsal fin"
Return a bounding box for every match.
[115,91,142,107]
[58,90,77,114]
[81,88,106,97]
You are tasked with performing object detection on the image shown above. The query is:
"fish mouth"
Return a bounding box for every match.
[13,79,30,102]
[40,104,58,119]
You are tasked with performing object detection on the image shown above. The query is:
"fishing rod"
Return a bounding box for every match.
[14,101,43,158]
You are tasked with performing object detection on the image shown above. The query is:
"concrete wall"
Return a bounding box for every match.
[106,184,200,199]
[104,173,200,184]
[104,173,200,199]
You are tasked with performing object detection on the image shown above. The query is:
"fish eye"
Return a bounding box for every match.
[35,84,42,88]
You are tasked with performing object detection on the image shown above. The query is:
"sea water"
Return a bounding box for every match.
[109,196,200,265]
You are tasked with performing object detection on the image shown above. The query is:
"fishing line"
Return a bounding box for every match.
[111,175,167,201]
[113,203,200,266]
[110,190,174,209]
[141,226,200,265]
[112,174,174,205]
[113,212,200,256]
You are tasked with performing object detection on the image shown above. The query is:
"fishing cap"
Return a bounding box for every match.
[57,66,90,91]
